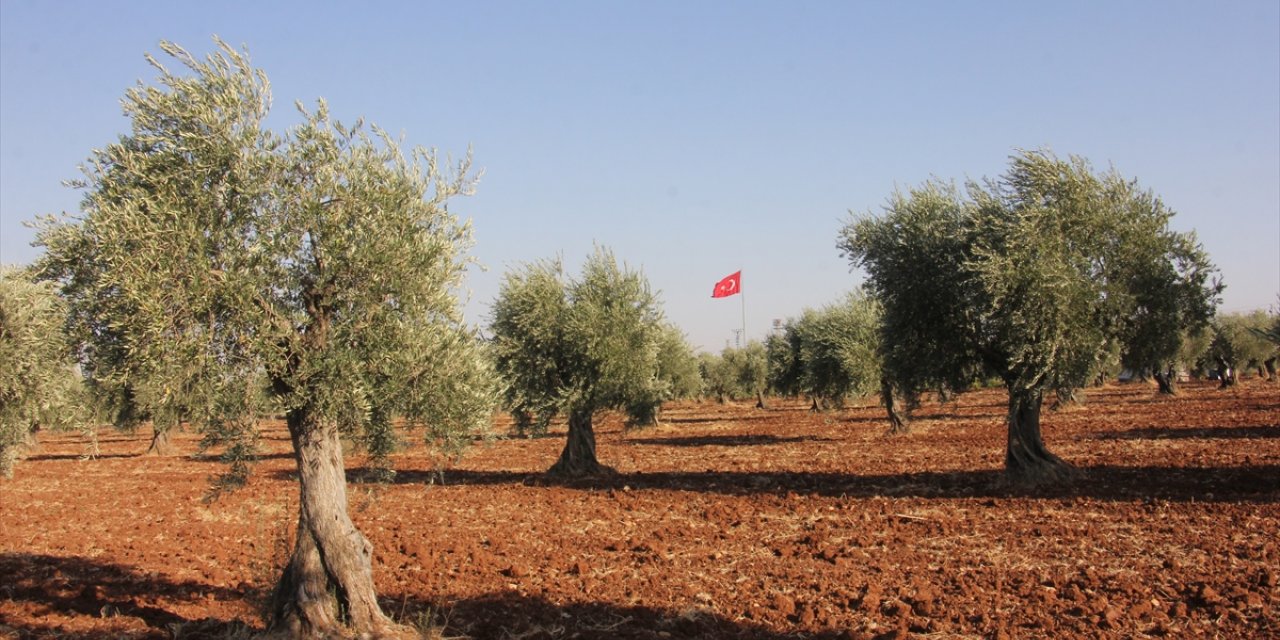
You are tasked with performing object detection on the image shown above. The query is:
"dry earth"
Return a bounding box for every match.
[1,380,1277,639]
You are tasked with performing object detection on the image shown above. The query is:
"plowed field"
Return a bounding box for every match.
[2,380,1277,639]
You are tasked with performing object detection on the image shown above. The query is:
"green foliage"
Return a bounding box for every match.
[1179,328,1215,377]
[489,247,667,431]
[767,293,882,408]
[1253,306,1280,348]
[1206,310,1278,379]
[625,324,701,427]
[0,268,85,478]
[765,330,803,398]
[34,38,495,483]
[838,182,983,399]
[731,341,769,401]
[696,341,768,403]
[841,149,1221,401]
[697,351,735,402]
[656,325,704,401]
[841,149,1221,480]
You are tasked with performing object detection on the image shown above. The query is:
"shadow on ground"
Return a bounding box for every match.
[0,552,258,639]
[627,434,836,447]
[361,462,1280,504]
[1096,425,1280,440]
[392,591,883,640]
[0,553,894,640]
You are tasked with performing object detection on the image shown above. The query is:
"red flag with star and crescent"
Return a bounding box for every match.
[711,271,741,298]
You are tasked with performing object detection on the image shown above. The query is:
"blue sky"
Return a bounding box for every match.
[2,1,1277,351]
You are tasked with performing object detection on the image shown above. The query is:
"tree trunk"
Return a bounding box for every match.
[755,390,768,410]
[1215,358,1236,389]
[145,426,173,456]
[548,408,612,477]
[267,408,405,639]
[1050,387,1082,410]
[0,448,14,480]
[1004,387,1074,485]
[626,402,660,429]
[23,426,40,457]
[882,379,908,435]
[514,411,535,437]
[1153,367,1176,395]
[1265,357,1277,382]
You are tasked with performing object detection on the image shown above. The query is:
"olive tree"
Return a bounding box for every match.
[490,247,665,476]
[0,268,85,478]
[33,40,494,637]
[626,324,701,427]
[695,342,768,406]
[732,341,771,408]
[765,329,803,399]
[1113,220,1220,394]
[1205,310,1278,385]
[767,293,883,415]
[1250,307,1280,380]
[841,150,1220,483]
[698,351,737,403]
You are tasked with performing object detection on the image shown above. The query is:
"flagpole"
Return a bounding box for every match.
[740,282,746,347]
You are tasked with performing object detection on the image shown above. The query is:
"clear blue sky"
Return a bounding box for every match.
[2,1,1277,351]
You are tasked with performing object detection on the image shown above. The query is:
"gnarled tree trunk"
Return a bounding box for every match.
[145,426,173,456]
[882,379,908,435]
[548,408,611,477]
[1004,386,1074,485]
[1153,366,1177,395]
[267,407,405,639]
[1215,357,1236,389]
[755,390,768,410]
[1050,387,1083,410]
[808,397,824,413]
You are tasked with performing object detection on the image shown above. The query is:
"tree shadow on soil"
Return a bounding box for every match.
[0,557,888,640]
[377,464,1280,504]
[628,434,837,447]
[660,412,793,425]
[0,552,259,639]
[25,452,139,461]
[390,591,877,640]
[189,451,296,463]
[1097,425,1280,440]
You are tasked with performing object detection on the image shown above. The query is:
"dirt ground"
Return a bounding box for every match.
[1,379,1277,639]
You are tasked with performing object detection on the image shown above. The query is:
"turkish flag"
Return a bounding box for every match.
[711,271,741,298]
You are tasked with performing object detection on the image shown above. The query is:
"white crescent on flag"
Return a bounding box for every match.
[712,271,741,298]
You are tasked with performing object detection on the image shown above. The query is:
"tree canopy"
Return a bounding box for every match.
[33,39,494,637]
[1205,310,1279,384]
[489,247,667,476]
[625,323,701,427]
[766,293,882,412]
[0,268,85,479]
[698,341,769,406]
[840,149,1220,483]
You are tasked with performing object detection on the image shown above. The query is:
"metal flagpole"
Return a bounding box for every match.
[740,272,746,347]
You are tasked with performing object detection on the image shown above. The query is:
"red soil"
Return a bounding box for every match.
[1,380,1277,639]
